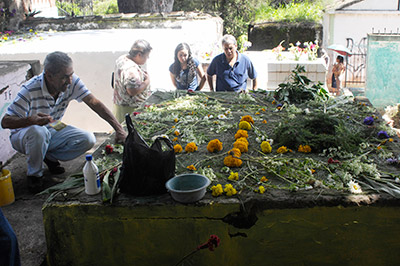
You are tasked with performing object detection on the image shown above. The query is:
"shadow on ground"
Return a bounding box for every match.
[1,132,110,266]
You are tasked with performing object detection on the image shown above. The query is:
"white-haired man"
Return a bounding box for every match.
[1,51,127,192]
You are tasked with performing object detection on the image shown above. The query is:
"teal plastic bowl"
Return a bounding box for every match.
[165,174,211,203]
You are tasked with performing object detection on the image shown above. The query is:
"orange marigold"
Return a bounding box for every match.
[234,130,248,140]
[223,155,243,168]
[174,144,183,153]
[187,165,196,171]
[277,146,288,154]
[227,148,241,158]
[233,140,248,153]
[185,142,198,153]
[298,144,312,153]
[240,115,254,124]
[207,139,223,153]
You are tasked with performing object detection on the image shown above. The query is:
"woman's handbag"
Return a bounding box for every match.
[118,114,176,196]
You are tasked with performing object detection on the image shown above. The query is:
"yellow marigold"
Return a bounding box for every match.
[185,142,198,153]
[272,100,276,104]
[261,108,266,112]
[277,146,288,154]
[187,165,196,171]
[240,115,254,124]
[233,140,248,153]
[172,125,175,129]
[207,139,223,153]
[228,171,239,181]
[237,137,248,145]
[257,186,266,194]
[260,176,268,182]
[389,138,394,142]
[262,120,267,124]
[261,141,272,153]
[227,148,241,158]
[239,121,252,130]
[224,184,237,196]
[298,144,312,153]
[377,146,382,150]
[234,130,248,140]
[172,137,178,142]
[224,155,243,168]
[174,144,183,153]
[211,184,223,197]
[255,112,260,115]
[311,169,316,174]
[174,130,180,136]
[174,118,179,123]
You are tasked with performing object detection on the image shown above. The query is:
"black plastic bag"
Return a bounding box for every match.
[118,114,176,196]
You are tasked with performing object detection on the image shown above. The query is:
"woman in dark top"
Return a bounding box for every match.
[169,43,206,91]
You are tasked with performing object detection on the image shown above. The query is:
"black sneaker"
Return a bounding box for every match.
[27,175,44,193]
[44,158,65,175]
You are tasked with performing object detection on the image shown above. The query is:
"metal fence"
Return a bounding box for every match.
[344,37,367,89]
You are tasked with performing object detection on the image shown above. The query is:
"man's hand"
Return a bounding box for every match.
[115,129,127,144]
[33,113,53,126]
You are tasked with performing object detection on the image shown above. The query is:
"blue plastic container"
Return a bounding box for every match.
[165,173,211,203]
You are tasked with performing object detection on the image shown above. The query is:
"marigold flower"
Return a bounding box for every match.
[298,144,312,153]
[185,142,198,153]
[389,138,394,142]
[377,146,382,150]
[239,121,252,130]
[228,171,239,181]
[174,118,179,123]
[172,137,178,142]
[187,165,197,171]
[224,155,243,167]
[224,184,237,196]
[260,176,268,182]
[233,140,248,153]
[207,139,223,153]
[174,144,183,153]
[257,186,266,194]
[211,184,223,197]
[277,146,288,154]
[235,130,248,139]
[260,141,272,153]
[172,125,175,129]
[240,115,254,124]
[174,130,180,136]
[255,112,260,115]
[262,120,267,124]
[261,108,266,112]
[227,148,241,158]
[311,169,316,174]
[272,100,276,104]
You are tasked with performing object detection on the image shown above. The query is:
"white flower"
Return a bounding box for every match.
[348,180,362,194]
[255,137,261,143]
[218,114,227,119]
[203,115,209,120]
[296,41,301,46]
[225,110,232,115]
[304,108,310,114]
[266,138,274,145]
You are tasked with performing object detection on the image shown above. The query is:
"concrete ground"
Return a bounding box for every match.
[1,132,110,266]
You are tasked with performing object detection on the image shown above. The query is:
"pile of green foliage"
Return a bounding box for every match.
[274,65,328,104]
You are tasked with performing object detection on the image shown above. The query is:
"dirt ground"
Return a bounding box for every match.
[1,133,110,266]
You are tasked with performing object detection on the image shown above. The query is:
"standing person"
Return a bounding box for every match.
[331,55,345,95]
[169,43,206,91]
[113,39,152,122]
[1,51,127,193]
[207,34,257,92]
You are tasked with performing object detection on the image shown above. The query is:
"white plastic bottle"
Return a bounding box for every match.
[83,154,101,195]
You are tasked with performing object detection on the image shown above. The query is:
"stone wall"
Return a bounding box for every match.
[248,22,323,51]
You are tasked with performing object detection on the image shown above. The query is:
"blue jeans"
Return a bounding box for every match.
[10,125,96,177]
[0,208,21,266]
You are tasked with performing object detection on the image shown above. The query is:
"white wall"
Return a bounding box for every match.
[344,0,398,10]
[323,11,400,47]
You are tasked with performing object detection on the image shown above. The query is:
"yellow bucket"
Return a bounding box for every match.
[0,169,15,207]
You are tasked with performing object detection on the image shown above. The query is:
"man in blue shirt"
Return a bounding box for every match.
[207,34,257,92]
